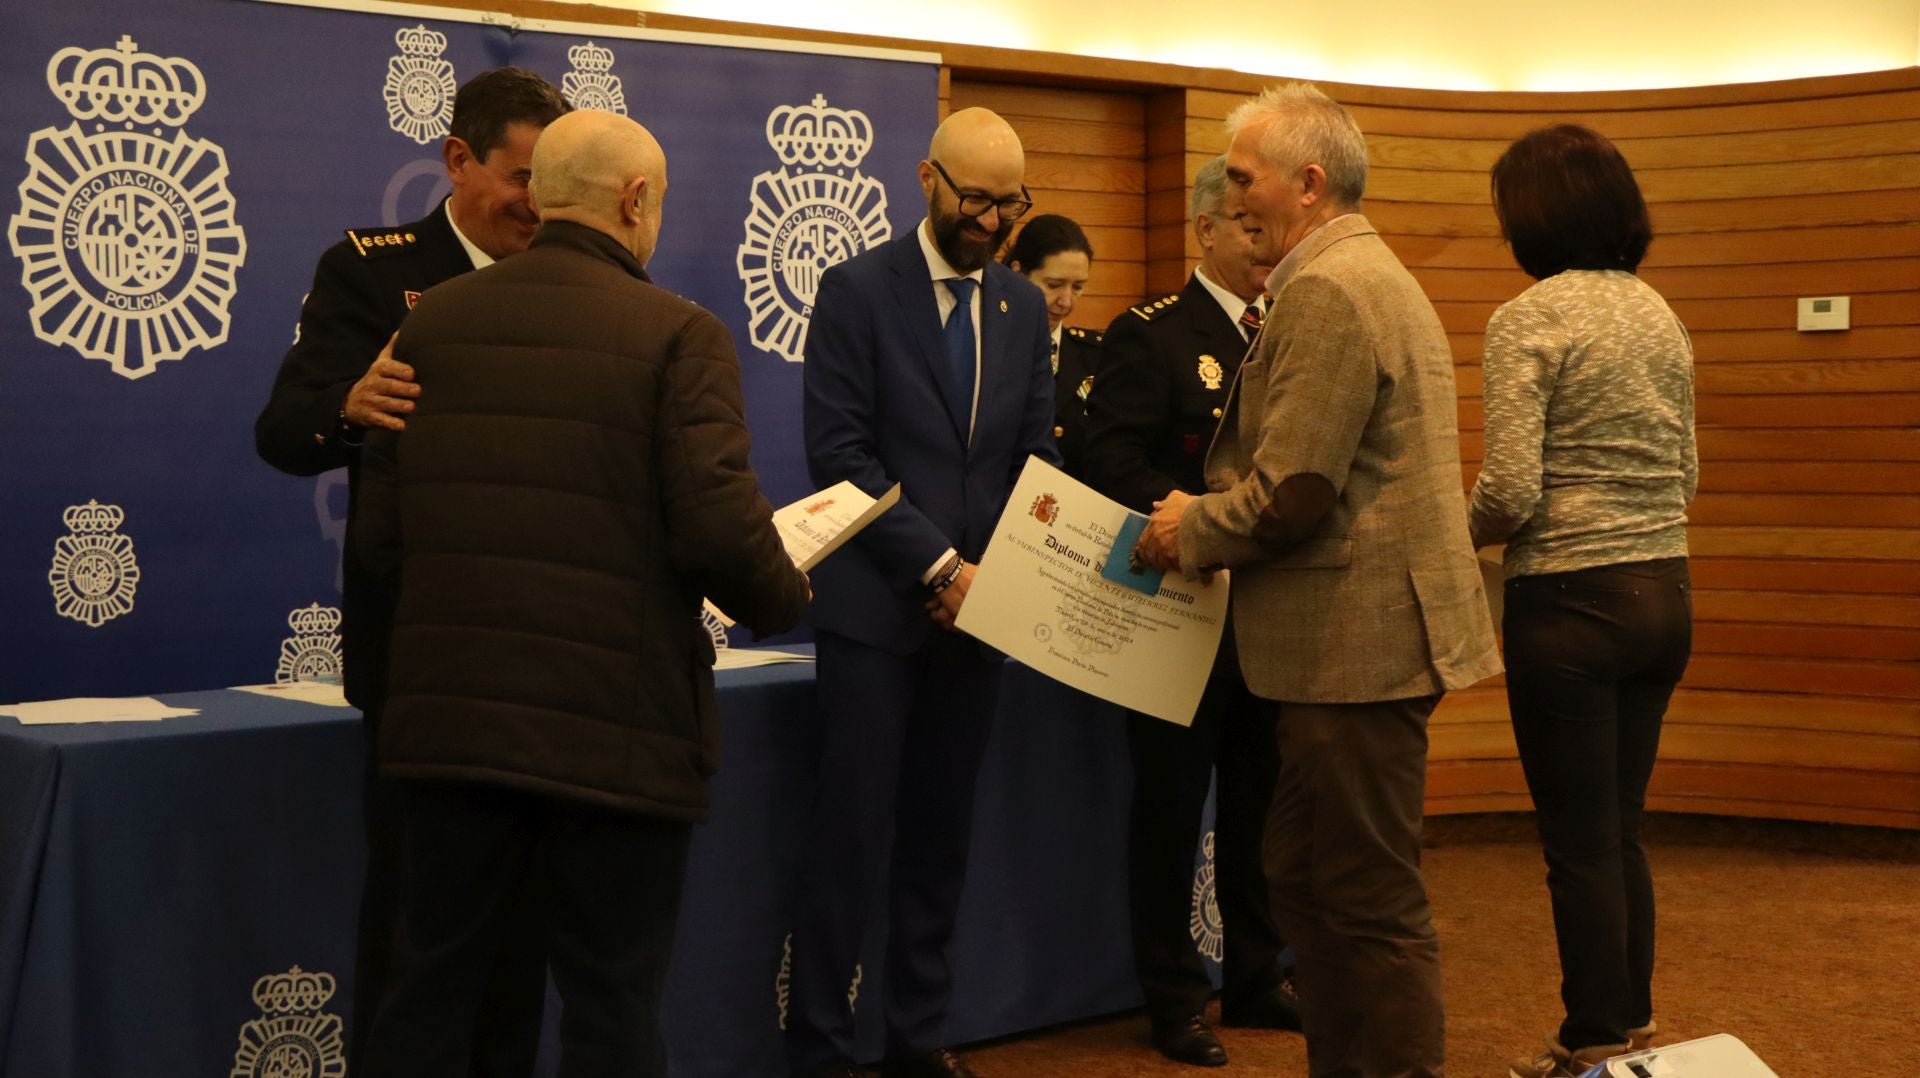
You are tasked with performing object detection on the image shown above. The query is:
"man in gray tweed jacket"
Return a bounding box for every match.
[1137,83,1501,1078]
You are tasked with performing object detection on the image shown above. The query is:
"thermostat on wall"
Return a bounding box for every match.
[1796,296,1850,332]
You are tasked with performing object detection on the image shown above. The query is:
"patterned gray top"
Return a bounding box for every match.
[1468,269,1697,577]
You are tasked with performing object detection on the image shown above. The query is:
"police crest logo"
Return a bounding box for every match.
[736,94,891,363]
[228,965,346,1078]
[561,41,626,115]
[700,602,732,652]
[1197,354,1224,391]
[48,500,140,628]
[8,36,247,380]
[383,24,455,145]
[275,603,344,685]
[1189,831,1224,962]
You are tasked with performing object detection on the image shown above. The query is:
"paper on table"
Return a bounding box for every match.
[229,681,354,708]
[956,457,1228,726]
[711,648,815,671]
[1,697,200,725]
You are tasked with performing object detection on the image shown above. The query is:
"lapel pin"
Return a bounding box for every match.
[999,299,1008,313]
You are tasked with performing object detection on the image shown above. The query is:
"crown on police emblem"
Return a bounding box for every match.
[766,94,873,170]
[287,603,342,635]
[568,41,615,74]
[394,24,449,58]
[62,499,126,534]
[46,35,206,128]
[251,966,337,1014]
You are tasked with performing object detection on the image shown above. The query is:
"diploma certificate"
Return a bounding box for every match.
[956,458,1227,726]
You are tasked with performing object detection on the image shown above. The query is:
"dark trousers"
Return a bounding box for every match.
[350,712,548,1078]
[1128,634,1285,1022]
[1503,557,1692,1052]
[785,629,1004,1073]
[1266,695,1444,1078]
[358,780,693,1078]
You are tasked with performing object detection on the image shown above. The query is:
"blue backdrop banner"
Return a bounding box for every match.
[0,0,939,702]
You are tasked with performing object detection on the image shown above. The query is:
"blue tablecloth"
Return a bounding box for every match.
[0,658,1166,1077]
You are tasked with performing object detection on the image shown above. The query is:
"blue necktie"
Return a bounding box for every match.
[942,277,977,422]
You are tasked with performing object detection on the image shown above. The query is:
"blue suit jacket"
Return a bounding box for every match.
[804,229,1061,655]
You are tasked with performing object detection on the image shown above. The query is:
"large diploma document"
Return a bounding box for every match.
[705,481,899,630]
[956,458,1228,726]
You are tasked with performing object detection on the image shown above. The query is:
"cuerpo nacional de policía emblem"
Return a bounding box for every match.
[737,94,890,362]
[276,603,344,685]
[9,35,247,380]
[1189,831,1224,963]
[229,965,346,1078]
[561,41,627,115]
[48,499,140,628]
[384,24,456,145]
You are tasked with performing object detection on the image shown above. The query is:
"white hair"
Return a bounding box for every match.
[1189,154,1229,220]
[1226,83,1368,206]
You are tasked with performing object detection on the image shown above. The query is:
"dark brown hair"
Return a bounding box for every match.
[1002,213,1094,271]
[450,67,571,163]
[1490,124,1651,281]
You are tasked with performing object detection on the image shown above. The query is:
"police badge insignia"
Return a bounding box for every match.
[9,36,247,380]
[229,966,346,1078]
[275,603,344,685]
[383,24,455,145]
[48,500,140,628]
[1189,831,1224,963]
[1197,353,1224,391]
[561,41,627,115]
[737,94,891,363]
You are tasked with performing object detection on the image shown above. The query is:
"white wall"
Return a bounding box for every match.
[616,0,1920,92]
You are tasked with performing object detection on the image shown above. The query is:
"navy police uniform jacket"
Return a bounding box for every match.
[253,201,471,710]
[1052,324,1102,477]
[1082,273,1255,514]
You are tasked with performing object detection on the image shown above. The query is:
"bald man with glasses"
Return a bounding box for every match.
[786,107,1060,1078]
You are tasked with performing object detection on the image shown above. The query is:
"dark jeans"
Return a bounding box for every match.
[359,780,692,1078]
[1503,557,1692,1052]
[1266,695,1444,1078]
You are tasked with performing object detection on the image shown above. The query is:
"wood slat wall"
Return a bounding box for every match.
[423,0,1920,828]
[1179,76,1920,829]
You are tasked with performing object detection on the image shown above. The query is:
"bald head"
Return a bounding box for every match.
[920,107,1028,272]
[531,110,668,262]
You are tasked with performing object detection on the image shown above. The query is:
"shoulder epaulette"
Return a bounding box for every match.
[1066,326,1104,343]
[344,225,420,259]
[1129,293,1182,321]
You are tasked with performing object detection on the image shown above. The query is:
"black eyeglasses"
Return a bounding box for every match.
[930,159,1034,221]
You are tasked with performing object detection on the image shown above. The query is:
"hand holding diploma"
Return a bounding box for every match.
[1134,490,1194,573]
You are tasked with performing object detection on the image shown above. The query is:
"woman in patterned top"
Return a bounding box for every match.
[1471,125,1698,1078]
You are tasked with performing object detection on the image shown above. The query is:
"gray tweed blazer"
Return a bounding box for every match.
[1179,214,1502,704]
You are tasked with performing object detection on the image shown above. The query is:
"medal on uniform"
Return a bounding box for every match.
[1197,354,1223,391]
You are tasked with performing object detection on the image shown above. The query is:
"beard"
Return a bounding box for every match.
[930,203,1014,273]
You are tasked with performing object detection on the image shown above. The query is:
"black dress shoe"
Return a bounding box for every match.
[1220,976,1304,1031]
[1150,1014,1228,1067]
[880,1047,978,1078]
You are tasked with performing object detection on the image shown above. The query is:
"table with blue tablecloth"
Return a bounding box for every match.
[0,656,1206,1077]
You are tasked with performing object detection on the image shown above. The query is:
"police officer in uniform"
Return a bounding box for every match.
[1003,212,1101,476]
[252,67,570,1077]
[1082,155,1298,1068]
